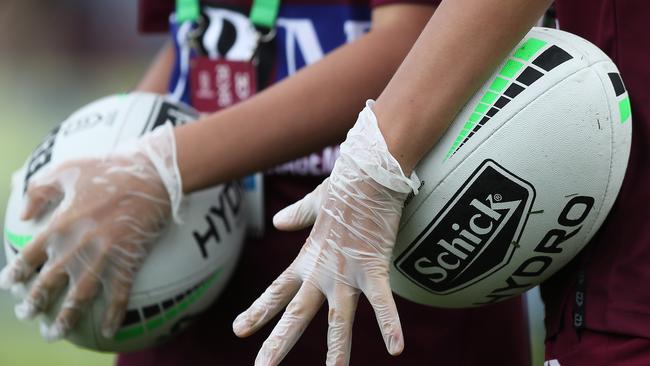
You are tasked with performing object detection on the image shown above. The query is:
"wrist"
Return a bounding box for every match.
[338,100,420,196]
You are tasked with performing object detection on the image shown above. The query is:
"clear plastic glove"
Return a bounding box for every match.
[0,123,182,342]
[233,100,420,366]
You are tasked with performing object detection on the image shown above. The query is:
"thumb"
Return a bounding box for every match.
[273,180,326,231]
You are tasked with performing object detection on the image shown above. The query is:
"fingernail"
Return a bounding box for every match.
[40,321,66,342]
[272,209,289,228]
[232,315,249,336]
[388,335,403,355]
[14,300,37,320]
[102,324,118,339]
[101,309,119,338]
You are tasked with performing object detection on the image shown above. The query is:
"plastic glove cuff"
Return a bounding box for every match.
[141,122,185,224]
[339,100,420,195]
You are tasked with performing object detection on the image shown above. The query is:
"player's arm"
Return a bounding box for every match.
[134,40,174,94]
[375,0,553,172]
[0,2,437,343]
[174,3,436,192]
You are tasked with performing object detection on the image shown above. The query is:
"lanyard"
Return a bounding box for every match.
[176,0,280,31]
[176,0,200,23]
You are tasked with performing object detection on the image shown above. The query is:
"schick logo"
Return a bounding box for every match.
[426,196,520,282]
[395,160,535,294]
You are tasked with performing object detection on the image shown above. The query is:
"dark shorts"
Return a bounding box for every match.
[117,176,531,365]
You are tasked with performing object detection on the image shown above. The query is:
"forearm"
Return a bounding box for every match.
[374,0,552,173]
[175,4,435,193]
[134,41,174,94]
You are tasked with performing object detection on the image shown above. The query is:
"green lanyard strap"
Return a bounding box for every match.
[249,0,281,30]
[176,0,200,22]
[176,0,280,29]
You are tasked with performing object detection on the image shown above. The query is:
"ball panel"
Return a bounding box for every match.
[391,28,631,308]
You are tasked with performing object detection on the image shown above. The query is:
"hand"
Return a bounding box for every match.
[0,123,183,342]
[233,101,420,365]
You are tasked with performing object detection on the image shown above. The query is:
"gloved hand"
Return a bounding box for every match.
[0,123,183,342]
[233,100,420,366]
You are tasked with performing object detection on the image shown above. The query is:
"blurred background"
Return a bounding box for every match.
[0,1,165,365]
[0,1,546,365]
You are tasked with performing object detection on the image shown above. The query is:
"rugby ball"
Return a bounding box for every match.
[391,27,632,307]
[3,93,246,351]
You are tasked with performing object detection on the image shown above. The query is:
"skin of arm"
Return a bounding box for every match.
[171,4,436,193]
[374,0,553,174]
[135,40,175,93]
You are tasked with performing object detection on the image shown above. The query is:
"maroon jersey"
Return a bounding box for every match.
[542,0,650,340]
[119,0,532,365]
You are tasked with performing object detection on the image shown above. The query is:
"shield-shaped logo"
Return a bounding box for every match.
[395,159,535,294]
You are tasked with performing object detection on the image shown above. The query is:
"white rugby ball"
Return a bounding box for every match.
[3,93,246,351]
[391,27,632,308]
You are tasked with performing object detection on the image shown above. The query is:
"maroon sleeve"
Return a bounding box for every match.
[138,0,175,33]
[370,0,440,8]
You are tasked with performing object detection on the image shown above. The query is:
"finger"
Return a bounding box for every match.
[255,282,325,366]
[233,267,301,337]
[365,280,404,356]
[0,232,50,289]
[326,285,360,366]
[40,258,104,342]
[21,182,62,220]
[100,272,134,338]
[14,265,68,321]
[9,282,29,299]
[272,181,325,231]
[11,228,96,306]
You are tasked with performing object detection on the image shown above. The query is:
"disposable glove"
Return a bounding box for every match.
[0,123,182,342]
[233,100,420,366]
